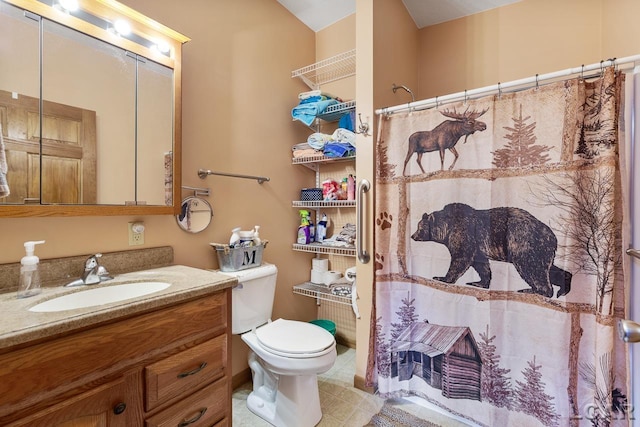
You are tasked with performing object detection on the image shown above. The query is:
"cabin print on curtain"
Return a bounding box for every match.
[367,68,630,427]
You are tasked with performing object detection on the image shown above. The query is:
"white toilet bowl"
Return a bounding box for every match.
[241,318,337,427]
[219,263,337,427]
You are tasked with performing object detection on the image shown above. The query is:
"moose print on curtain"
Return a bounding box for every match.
[366,68,630,427]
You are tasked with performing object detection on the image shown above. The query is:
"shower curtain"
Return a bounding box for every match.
[367,68,630,427]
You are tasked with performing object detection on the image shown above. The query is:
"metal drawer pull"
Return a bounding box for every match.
[113,402,126,415]
[178,408,207,427]
[626,248,640,259]
[177,362,208,378]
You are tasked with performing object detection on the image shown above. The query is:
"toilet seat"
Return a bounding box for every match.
[255,318,335,358]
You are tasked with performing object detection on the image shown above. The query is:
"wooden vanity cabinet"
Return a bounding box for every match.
[0,289,232,427]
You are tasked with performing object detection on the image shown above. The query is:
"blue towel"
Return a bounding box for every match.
[291,99,338,126]
[323,142,355,158]
[338,111,355,132]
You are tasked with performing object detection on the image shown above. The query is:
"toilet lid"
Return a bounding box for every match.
[256,318,335,356]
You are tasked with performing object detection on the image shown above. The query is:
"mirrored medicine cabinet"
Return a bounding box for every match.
[0,0,189,217]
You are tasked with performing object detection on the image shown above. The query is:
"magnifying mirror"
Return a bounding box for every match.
[176,196,213,233]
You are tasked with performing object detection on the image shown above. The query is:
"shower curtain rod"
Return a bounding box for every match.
[376,54,640,116]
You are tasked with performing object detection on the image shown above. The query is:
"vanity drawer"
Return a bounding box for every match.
[145,378,228,427]
[145,335,227,411]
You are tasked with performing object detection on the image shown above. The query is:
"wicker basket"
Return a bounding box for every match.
[210,241,268,272]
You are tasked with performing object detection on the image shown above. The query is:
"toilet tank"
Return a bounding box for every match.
[218,263,277,334]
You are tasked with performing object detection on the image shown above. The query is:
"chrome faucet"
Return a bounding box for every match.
[65,253,113,287]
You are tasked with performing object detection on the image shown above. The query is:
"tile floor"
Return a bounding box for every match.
[232,344,470,426]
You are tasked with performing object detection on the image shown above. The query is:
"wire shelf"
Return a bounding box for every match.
[292,155,355,165]
[291,49,356,90]
[292,243,356,257]
[293,282,352,305]
[317,100,356,122]
[292,200,355,208]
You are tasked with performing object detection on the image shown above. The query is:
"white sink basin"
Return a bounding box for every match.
[29,282,172,313]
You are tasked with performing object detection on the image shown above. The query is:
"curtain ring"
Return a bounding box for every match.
[581,64,585,80]
[435,96,439,109]
[535,73,539,90]
[498,82,502,99]
[464,90,468,104]
[600,60,604,77]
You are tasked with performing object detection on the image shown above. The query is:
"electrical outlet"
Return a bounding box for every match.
[128,221,145,246]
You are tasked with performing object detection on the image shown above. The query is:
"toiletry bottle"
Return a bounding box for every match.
[230,227,241,247]
[308,212,315,243]
[253,225,261,246]
[317,213,328,243]
[297,210,310,244]
[17,240,45,299]
[347,174,356,201]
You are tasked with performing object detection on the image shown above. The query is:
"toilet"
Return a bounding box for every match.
[219,263,337,427]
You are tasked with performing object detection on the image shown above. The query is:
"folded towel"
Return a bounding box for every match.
[298,90,338,101]
[0,124,9,199]
[291,99,338,126]
[307,132,333,150]
[323,142,355,158]
[331,128,356,144]
[293,148,322,158]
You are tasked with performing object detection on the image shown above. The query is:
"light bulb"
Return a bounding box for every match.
[58,0,78,12]
[113,19,131,36]
[154,40,171,54]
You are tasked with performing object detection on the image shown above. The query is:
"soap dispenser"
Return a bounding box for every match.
[17,240,45,299]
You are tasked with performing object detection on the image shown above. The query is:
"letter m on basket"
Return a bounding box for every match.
[243,249,257,266]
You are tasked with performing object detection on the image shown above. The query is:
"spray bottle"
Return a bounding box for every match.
[17,240,45,299]
[297,210,311,244]
[316,213,328,243]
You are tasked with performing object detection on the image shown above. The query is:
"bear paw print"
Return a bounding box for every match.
[375,253,385,271]
[376,212,393,230]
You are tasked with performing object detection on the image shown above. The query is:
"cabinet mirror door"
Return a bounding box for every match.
[0,1,40,205]
[0,0,186,214]
[42,17,137,205]
[137,58,173,206]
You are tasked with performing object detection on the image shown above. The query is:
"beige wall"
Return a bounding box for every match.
[416,0,640,100]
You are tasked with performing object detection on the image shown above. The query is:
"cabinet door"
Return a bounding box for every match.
[9,373,141,427]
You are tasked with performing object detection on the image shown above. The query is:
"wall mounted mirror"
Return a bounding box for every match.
[0,0,189,217]
[176,196,213,233]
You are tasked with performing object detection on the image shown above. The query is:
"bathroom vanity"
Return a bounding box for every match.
[0,265,235,426]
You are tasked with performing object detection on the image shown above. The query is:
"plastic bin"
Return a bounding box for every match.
[210,241,268,272]
[310,319,336,336]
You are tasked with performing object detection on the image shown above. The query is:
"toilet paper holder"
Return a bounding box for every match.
[346,270,356,280]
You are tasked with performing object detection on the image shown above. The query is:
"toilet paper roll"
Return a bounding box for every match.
[312,258,329,272]
[323,270,342,286]
[310,269,325,284]
[345,266,357,283]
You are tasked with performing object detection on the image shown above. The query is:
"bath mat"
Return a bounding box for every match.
[365,403,441,427]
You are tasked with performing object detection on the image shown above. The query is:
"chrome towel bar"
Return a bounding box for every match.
[198,169,270,184]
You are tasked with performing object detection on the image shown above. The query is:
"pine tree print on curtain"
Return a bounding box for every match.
[367,68,630,427]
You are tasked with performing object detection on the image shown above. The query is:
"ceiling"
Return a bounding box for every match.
[276,0,522,32]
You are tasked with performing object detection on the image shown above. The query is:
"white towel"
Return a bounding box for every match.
[0,124,9,198]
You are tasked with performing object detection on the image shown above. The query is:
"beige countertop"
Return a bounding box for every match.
[0,265,236,352]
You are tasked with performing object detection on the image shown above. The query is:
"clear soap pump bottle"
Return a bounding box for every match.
[18,240,45,299]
